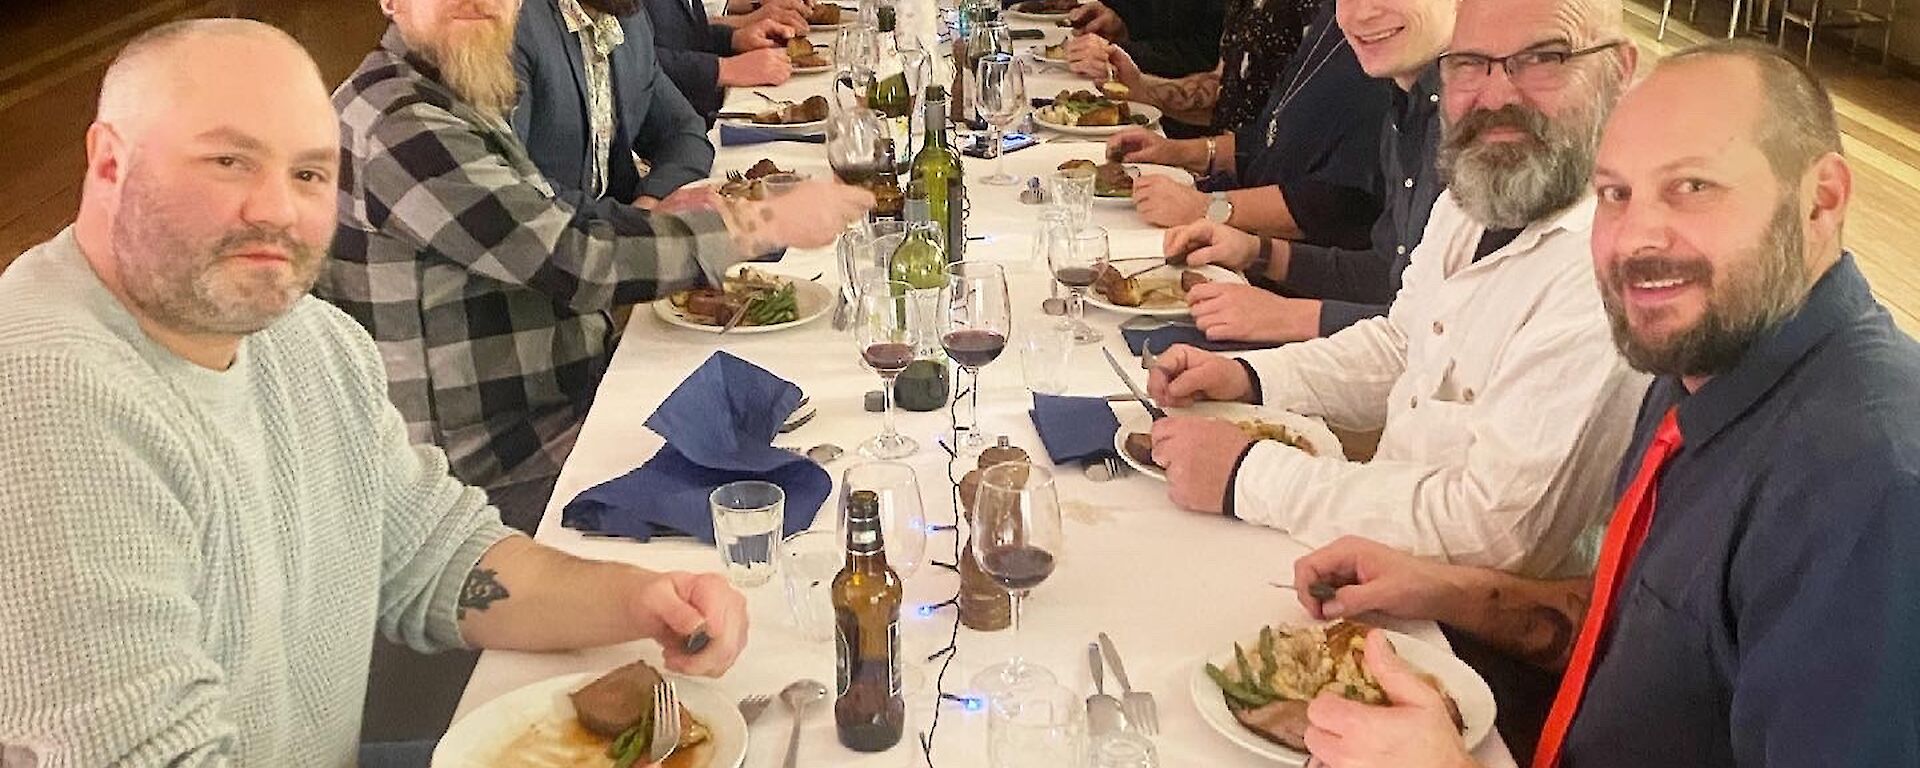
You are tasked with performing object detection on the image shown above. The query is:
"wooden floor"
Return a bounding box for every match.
[0,0,1915,335]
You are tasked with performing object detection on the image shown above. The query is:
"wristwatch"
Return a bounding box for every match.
[1206,191,1233,224]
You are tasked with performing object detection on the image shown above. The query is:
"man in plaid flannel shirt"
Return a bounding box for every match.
[320,0,870,529]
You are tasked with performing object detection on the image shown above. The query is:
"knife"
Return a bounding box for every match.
[1086,642,1127,736]
[1096,632,1137,698]
[1100,347,1166,420]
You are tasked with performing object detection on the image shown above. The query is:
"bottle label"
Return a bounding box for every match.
[887,618,901,696]
[835,611,854,697]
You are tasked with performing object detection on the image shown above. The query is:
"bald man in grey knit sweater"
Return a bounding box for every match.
[0,19,746,766]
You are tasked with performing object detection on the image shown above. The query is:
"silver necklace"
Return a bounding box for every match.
[1265,21,1348,148]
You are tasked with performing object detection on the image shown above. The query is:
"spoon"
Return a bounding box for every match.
[805,443,845,464]
[779,679,830,768]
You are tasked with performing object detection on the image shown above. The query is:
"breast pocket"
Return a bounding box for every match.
[1410,360,1479,459]
[1572,579,1733,765]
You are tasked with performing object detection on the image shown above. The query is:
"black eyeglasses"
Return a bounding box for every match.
[1437,41,1624,92]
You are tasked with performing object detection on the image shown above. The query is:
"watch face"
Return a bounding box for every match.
[1207,197,1231,222]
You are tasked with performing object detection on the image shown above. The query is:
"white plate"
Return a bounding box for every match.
[1188,628,1498,765]
[716,116,828,135]
[1030,44,1072,66]
[1081,263,1243,317]
[792,62,836,75]
[809,22,849,31]
[653,277,834,334]
[1090,162,1189,206]
[1005,3,1078,22]
[1034,103,1161,136]
[1112,401,1343,481]
[432,671,748,768]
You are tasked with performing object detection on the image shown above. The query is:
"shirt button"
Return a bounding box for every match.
[1463,388,1476,403]
[1431,320,1444,335]
[1409,396,1418,409]
[1429,93,1440,103]
[1396,245,1407,255]
[1404,178,1415,189]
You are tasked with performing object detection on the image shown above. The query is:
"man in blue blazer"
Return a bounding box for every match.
[513,0,715,205]
[643,0,803,123]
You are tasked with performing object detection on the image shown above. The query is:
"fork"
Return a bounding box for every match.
[645,680,682,764]
[738,693,774,725]
[719,293,764,334]
[1097,632,1158,735]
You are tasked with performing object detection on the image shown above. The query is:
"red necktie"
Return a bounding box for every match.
[1532,406,1684,768]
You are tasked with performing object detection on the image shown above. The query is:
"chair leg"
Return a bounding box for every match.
[1729,0,1746,36]
[1805,0,1818,61]
[1659,0,1675,39]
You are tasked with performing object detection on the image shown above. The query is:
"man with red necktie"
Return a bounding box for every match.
[1280,40,1920,768]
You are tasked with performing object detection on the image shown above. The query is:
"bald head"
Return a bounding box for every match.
[97,19,328,139]
[76,19,341,363]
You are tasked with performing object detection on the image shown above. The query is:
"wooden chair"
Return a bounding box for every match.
[1777,0,1899,67]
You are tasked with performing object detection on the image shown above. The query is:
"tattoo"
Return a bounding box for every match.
[1476,579,1590,670]
[457,567,510,620]
[1151,71,1223,113]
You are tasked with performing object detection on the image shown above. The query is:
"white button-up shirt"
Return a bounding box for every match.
[1234,192,1650,578]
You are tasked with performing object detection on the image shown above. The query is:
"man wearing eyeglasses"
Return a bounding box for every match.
[1145,0,1647,579]
[1279,41,1920,768]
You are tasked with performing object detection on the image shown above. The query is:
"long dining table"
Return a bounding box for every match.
[450,17,1519,768]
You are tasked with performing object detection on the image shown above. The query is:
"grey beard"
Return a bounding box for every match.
[1438,76,1617,230]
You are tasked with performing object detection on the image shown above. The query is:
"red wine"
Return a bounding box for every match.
[863,342,914,374]
[834,162,887,186]
[982,546,1055,591]
[942,329,1006,368]
[1054,266,1097,288]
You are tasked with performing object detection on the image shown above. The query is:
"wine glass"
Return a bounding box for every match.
[974,53,1025,186]
[853,278,919,459]
[833,23,880,107]
[1050,226,1108,345]
[970,461,1063,695]
[943,261,1012,455]
[840,461,929,578]
[826,106,890,186]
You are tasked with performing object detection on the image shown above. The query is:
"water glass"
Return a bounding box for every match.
[780,530,841,641]
[709,480,784,587]
[987,683,1088,768]
[1090,731,1159,768]
[1049,166,1095,229]
[1019,324,1073,394]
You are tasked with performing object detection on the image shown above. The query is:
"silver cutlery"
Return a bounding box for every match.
[645,679,683,764]
[1083,456,1129,482]
[779,443,846,464]
[719,293,763,334]
[1100,347,1166,420]
[779,679,829,768]
[755,91,794,106]
[778,409,817,433]
[1098,632,1159,735]
[1087,642,1128,735]
[1118,315,1197,333]
[738,693,774,725]
[1140,348,1157,372]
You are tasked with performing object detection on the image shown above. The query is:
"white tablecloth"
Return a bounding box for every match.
[452,25,1517,768]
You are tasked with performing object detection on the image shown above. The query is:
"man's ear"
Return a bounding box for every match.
[380,0,400,17]
[1804,151,1852,245]
[84,121,128,192]
[1614,40,1641,85]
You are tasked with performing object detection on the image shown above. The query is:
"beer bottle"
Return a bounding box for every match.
[833,490,906,751]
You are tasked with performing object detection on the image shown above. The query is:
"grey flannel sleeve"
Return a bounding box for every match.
[359,100,740,313]
[634,66,718,198]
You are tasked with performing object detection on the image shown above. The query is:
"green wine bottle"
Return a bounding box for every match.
[888,191,947,293]
[910,86,966,263]
[870,72,911,120]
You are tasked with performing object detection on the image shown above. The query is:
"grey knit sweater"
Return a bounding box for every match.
[0,229,516,766]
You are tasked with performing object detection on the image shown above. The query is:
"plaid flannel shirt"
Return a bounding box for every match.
[320,25,738,491]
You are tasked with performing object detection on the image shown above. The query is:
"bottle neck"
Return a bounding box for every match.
[921,99,948,147]
[904,198,931,225]
[845,516,890,567]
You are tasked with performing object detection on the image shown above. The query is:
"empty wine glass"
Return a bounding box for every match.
[853,278,919,459]
[840,461,929,578]
[1050,226,1108,344]
[834,23,880,106]
[970,461,1063,695]
[943,261,1012,455]
[974,53,1025,186]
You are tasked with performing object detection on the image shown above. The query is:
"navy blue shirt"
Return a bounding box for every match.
[1223,2,1389,250]
[1565,254,1920,767]
[1269,65,1443,336]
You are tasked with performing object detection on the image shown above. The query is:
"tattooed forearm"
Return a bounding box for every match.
[458,566,511,620]
[1456,578,1591,671]
[1140,66,1221,125]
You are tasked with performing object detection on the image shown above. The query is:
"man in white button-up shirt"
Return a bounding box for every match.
[1146,0,1650,578]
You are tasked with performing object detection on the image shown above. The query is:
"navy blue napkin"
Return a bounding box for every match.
[1028,394,1122,466]
[719,124,826,146]
[1121,324,1277,356]
[562,352,829,542]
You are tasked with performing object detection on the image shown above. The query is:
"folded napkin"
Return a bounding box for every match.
[562,352,829,542]
[719,124,825,146]
[1121,323,1278,356]
[1029,393,1122,466]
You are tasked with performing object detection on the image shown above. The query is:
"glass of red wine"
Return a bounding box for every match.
[853,278,919,459]
[1050,226,1108,344]
[826,106,890,187]
[970,461,1063,695]
[943,261,1012,455]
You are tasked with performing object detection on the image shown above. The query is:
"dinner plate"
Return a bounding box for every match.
[1034,103,1161,136]
[792,62,836,75]
[431,671,749,768]
[1031,44,1072,66]
[1090,162,1189,206]
[1188,628,1498,765]
[653,277,834,334]
[1005,3,1079,22]
[1081,262,1243,317]
[1111,401,1342,482]
[716,116,828,135]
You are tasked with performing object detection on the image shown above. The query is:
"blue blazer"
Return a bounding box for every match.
[512,0,715,202]
[642,0,738,122]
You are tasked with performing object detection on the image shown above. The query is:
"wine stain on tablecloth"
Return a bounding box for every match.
[1061,500,1114,525]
